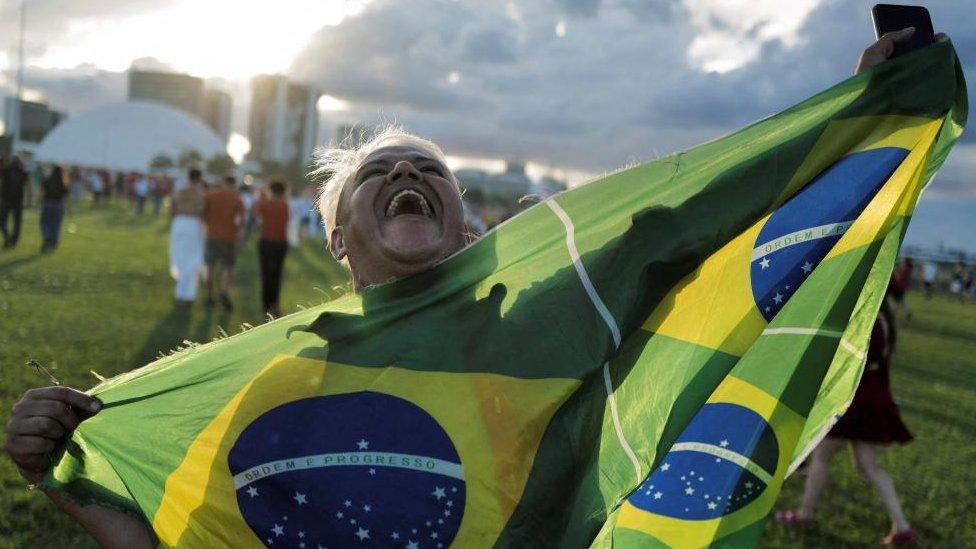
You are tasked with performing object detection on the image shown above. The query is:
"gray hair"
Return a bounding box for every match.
[312,125,459,239]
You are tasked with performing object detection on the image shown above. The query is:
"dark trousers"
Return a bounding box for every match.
[40,200,65,250]
[0,199,23,247]
[258,239,288,313]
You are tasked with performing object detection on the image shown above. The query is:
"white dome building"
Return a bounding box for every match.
[33,101,225,172]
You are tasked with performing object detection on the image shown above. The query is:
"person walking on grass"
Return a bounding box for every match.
[203,175,245,311]
[39,166,69,253]
[151,176,169,216]
[169,168,207,305]
[254,179,291,317]
[88,170,105,207]
[775,298,917,545]
[133,173,150,215]
[1,155,28,249]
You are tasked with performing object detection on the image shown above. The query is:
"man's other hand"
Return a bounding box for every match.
[4,386,101,483]
[856,27,949,74]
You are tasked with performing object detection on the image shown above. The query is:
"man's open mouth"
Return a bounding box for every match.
[385,188,433,218]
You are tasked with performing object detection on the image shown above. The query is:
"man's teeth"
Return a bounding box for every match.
[385,189,432,218]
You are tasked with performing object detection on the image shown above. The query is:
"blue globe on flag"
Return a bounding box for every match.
[628,403,777,520]
[228,392,465,548]
[750,147,908,321]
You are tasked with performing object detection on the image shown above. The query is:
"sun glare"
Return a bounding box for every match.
[227,132,251,164]
[33,0,370,79]
[317,94,351,112]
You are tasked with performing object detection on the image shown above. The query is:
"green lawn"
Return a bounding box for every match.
[1,203,973,548]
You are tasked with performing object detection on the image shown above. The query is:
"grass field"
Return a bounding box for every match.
[1,203,974,548]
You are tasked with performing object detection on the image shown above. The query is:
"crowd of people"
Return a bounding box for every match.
[0,156,324,318]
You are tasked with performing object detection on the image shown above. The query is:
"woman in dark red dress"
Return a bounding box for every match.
[775,298,918,545]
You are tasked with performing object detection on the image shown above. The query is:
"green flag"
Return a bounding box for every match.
[44,42,965,548]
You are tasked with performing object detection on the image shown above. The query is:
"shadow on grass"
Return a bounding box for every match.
[128,304,237,369]
[0,252,41,275]
[129,304,194,367]
[897,399,976,433]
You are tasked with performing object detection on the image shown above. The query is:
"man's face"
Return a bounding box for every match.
[332,145,467,288]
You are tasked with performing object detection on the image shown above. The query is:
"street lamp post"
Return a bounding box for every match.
[11,0,26,153]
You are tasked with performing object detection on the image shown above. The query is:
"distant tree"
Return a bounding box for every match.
[178,148,204,170]
[149,153,174,173]
[206,153,237,176]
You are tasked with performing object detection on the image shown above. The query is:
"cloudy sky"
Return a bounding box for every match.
[0,0,973,251]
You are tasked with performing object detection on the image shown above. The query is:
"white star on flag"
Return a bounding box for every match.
[355,527,370,541]
[391,532,400,540]
[293,492,307,505]
[298,531,305,539]
[660,463,670,471]
[272,524,284,536]
[719,439,729,448]
[685,486,695,495]
[356,439,369,450]
[773,292,784,304]
[368,468,376,475]
[363,504,371,512]
[432,486,447,500]
[344,500,352,507]
[407,541,419,549]
[802,261,813,273]
[653,491,663,499]
[759,257,770,269]
[708,502,717,510]
[246,486,259,497]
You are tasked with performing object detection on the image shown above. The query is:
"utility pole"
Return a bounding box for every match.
[11,0,26,152]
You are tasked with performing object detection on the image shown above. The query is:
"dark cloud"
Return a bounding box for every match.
[290,0,479,111]
[554,0,602,18]
[299,0,974,173]
[460,24,519,64]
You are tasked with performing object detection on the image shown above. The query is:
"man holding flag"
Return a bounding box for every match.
[4,28,965,548]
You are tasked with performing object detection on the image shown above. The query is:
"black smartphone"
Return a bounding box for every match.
[871,4,936,58]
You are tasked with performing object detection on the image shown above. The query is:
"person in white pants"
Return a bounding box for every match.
[169,169,207,304]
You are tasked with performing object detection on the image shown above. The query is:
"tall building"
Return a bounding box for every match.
[128,70,204,118]
[202,89,232,144]
[2,97,66,153]
[247,75,319,169]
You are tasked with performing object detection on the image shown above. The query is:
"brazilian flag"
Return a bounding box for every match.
[44,42,965,548]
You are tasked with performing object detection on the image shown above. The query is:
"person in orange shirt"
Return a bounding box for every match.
[203,175,245,310]
[253,179,291,317]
